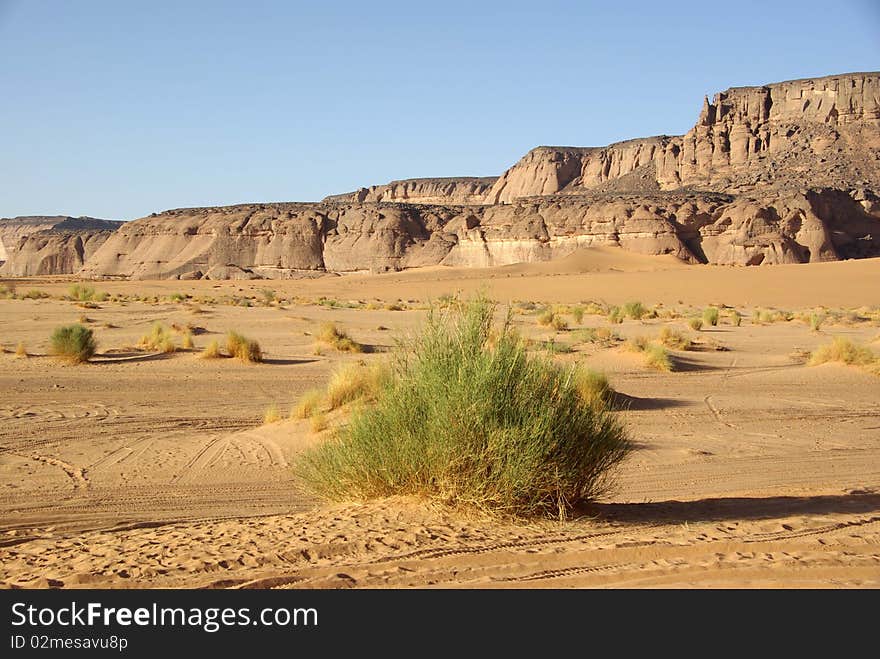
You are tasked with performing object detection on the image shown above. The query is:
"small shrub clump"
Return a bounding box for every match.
[702,307,720,327]
[226,331,263,363]
[809,337,877,371]
[50,324,97,363]
[688,317,703,331]
[622,301,647,320]
[295,297,632,517]
[140,323,177,353]
[315,322,363,353]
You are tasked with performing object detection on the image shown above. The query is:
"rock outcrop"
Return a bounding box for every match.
[75,187,879,279]
[0,217,122,276]
[324,177,497,205]
[486,73,880,202]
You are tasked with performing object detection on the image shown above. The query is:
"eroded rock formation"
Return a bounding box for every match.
[0,217,122,276]
[76,187,879,279]
[3,72,878,278]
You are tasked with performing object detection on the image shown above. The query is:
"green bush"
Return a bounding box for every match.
[702,307,720,327]
[295,296,632,517]
[622,301,646,320]
[50,324,97,363]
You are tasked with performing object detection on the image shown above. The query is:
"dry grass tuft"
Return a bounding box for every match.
[226,331,263,363]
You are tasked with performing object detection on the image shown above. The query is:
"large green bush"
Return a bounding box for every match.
[295,297,632,517]
[50,324,97,363]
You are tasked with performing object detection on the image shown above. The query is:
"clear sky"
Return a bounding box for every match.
[1,0,878,220]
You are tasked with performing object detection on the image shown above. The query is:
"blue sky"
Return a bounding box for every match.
[1,0,878,220]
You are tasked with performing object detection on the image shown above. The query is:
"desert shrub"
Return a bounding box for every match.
[384,302,405,311]
[607,307,624,324]
[624,335,651,353]
[550,314,569,331]
[15,342,28,358]
[140,323,177,353]
[536,309,555,326]
[622,301,646,320]
[22,289,49,300]
[226,331,263,363]
[688,317,703,331]
[573,368,612,409]
[644,344,673,371]
[571,306,585,324]
[809,337,876,368]
[658,327,692,350]
[182,331,194,350]
[624,336,673,371]
[702,307,720,327]
[295,296,631,517]
[68,284,106,302]
[536,339,574,354]
[316,322,363,353]
[259,289,277,305]
[201,339,223,359]
[326,361,393,410]
[264,404,282,424]
[292,389,325,419]
[809,313,825,332]
[729,310,742,327]
[50,324,96,363]
[582,302,607,316]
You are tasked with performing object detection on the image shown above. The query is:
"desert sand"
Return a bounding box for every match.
[1,249,879,588]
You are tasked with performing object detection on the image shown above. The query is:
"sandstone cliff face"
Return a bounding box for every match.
[0,217,122,276]
[76,188,879,279]
[486,73,880,202]
[324,177,497,205]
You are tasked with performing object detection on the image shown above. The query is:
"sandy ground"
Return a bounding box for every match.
[1,249,879,588]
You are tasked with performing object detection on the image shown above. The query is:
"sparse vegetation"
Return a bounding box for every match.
[201,339,223,359]
[644,344,673,371]
[15,342,28,358]
[658,327,692,350]
[625,336,673,371]
[316,322,364,353]
[688,317,703,331]
[702,307,720,327]
[571,306,585,324]
[295,296,631,517]
[310,413,328,433]
[50,324,97,363]
[140,323,177,353]
[182,331,194,350]
[572,368,612,409]
[809,313,825,332]
[68,284,107,303]
[325,361,392,410]
[729,310,742,327]
[226,331,263,363]
[291,389,325,419]
[607,307,624,324]
[263,404,282,424]
[809,337,877,371]
[622,301,647,320]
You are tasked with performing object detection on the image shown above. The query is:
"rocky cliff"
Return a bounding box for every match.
[324,177,497,205]
[487,73,880,202]
[0,217,123,276]
[75,187,879,279]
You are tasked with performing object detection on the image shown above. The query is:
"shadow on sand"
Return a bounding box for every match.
[581,491,880,524]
